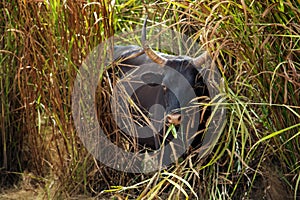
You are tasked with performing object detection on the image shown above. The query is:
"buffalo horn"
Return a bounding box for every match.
[192,51,210,67]
[141,17,167,66]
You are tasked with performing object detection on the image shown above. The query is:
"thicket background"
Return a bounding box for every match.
[1,0,299,199]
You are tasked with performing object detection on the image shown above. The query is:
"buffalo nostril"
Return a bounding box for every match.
[167,115,171,122]
[166,114,182,125]
[177,115,182,122]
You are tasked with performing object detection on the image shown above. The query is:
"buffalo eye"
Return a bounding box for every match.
[141,72,163,87]
[162,85,167,93]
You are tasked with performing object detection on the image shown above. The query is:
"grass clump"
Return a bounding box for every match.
[1,0,299,199]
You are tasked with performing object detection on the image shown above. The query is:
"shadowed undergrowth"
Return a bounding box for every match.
[1,0,299,199]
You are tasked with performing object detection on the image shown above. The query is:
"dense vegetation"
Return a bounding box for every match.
[1,0,299,199]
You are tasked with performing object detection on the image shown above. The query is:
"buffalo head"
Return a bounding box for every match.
[111,19,212,151]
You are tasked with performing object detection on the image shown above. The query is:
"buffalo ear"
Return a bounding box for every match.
[141,72,163,86]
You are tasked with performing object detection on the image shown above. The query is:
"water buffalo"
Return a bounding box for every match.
[110,19,211,152]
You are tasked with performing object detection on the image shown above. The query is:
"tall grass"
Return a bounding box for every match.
[1,0,299,199]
